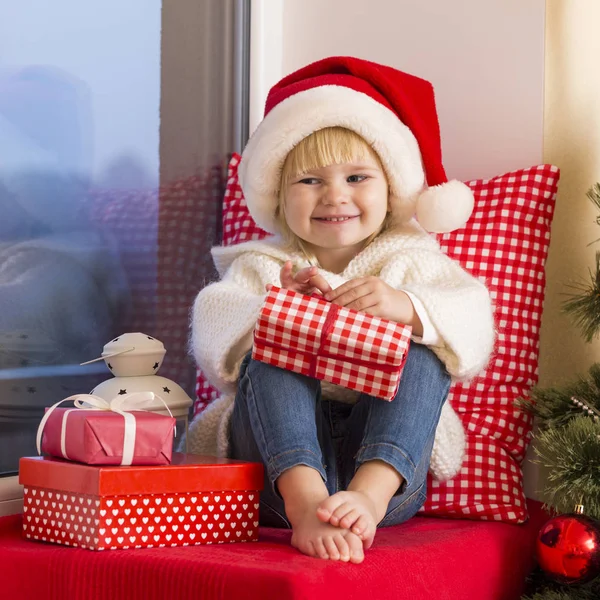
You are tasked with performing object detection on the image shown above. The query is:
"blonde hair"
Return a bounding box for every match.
[275,127,391,263]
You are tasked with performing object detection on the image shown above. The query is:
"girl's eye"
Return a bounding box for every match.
[347,175,367,183]
[298,177,319,185]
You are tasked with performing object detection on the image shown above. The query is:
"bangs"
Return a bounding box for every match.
[280,127,380,187]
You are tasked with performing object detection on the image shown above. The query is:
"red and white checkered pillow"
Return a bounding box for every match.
[420,164,559,522]
[195,154,559,523]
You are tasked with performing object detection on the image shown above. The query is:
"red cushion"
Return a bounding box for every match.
[195,155,559,523]
[0,501,548,600]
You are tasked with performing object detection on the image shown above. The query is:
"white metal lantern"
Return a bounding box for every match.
[83,332,193,449]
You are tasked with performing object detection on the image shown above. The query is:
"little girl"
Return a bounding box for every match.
[188,57,495,564]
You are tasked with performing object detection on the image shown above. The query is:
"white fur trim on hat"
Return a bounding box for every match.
[239,85,425,234]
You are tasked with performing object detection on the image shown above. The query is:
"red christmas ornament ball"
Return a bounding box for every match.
[536,512,600,585]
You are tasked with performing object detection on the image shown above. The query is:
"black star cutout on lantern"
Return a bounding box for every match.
[27,386,36,393]
[153,362,159,369]
[163,387,171,394]
[108,363,113,370]
[112,337,120,342]
[118,389,127,395]
[147,336,154,340]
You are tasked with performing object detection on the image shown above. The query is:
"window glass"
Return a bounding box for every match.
[0,0,246,476]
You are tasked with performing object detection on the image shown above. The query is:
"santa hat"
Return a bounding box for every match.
[238,56,474,234]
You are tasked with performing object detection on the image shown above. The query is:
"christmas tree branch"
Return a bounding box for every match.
[523,586,600,600]
[587,182,600,218]
[561,183,600,341]
[562,251,600,343]
[532,417,600,519]
[522,564,600,600]
[518,363,600,430]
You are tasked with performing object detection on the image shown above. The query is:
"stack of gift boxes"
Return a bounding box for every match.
[20,289,411,551]
[21,333,265,551]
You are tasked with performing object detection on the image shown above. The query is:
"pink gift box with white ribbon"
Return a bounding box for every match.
[252,287,412,401]
[37,393,176,466]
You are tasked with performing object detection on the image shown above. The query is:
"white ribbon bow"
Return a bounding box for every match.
[36,392,175,466]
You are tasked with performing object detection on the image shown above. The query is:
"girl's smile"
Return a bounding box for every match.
[313,215,360,223]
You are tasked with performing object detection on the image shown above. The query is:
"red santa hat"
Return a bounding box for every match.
[238,56,474,234]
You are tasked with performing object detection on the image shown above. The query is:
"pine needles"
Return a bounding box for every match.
[562,183,600,341]
[534,417,600,519]
[523,585,600,600]
[522,365,600,519]
[562,251,600,342]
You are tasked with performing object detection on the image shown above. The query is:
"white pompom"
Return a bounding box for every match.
[415,180,475,233]
[429,402,466,481]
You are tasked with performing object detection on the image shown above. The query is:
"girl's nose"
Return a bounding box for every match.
[322,182,348,205]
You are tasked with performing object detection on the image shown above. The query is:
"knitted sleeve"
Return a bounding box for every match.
[190,251,283,394]
[380,248,495,381]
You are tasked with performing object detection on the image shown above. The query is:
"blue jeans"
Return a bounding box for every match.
[229,342,451,529]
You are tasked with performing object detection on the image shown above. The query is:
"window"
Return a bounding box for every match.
[0,0,249,488]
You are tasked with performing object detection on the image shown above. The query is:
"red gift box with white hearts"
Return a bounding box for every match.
[252,286,412,401]
[19,453,263,551]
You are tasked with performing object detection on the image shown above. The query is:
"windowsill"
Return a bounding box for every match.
[0,476,23,516]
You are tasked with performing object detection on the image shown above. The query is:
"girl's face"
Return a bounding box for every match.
[282,153,389,272]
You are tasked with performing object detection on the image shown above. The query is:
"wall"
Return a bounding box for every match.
[251,0,545,182]
[540,0,600,386]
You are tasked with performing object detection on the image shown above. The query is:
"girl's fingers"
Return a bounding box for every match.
[344,293,379,315]
[309,273,333,296]
[294,266,318,283]
[279,261,295,287]
[324,279,366,302]
[278,263,332,296]
[329,283,374,308]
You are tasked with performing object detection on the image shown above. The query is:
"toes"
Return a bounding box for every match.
[339,508,361,530]
[315,506,331,523]
[312,538,329,560]
[333,533,350,562]
[350,514,370,536]
[305,540,318,558]
[346,532,365,564]
[362,530,376,550]
[323,536,340,561]
[317,493,347,522]
[330,502,355,527]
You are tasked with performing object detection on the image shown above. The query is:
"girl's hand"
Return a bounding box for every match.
[324,277,423,333]
[266,261,332,296]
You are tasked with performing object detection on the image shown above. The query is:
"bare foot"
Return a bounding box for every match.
[316,491,381,549]
[287,498,365,563]
[277,465,365,563]
[317,460,404,549]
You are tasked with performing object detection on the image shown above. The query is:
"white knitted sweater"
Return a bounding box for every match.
[187,221,495,481]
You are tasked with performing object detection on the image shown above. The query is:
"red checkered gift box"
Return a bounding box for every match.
[252,286,412,401]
